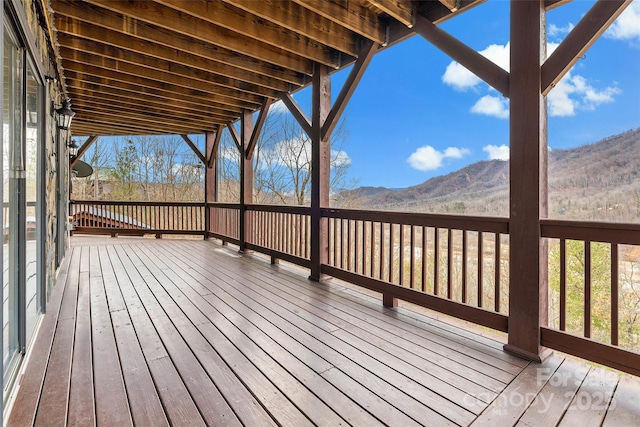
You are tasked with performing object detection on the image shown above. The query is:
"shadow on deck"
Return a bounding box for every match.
[6,237,640,426]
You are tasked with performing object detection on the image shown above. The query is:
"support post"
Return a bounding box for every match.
[309,65,331,281]
[204,130,218,238]
[504,0,551,362]
[239,110,253,253]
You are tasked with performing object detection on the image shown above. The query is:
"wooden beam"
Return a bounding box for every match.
[280,93,312,137]
[322,40,378,140]
[208,127,223,169]
[71,108,213,134]
[205,131,218,234]
[438,0,460,12]
[155,0,340,68]
[541,0,631,95]
[239,110,254,252]
[505,0,550,363]
[367,0,415,28]
[66,82,240,119]
[180,135,206,164]
[413,14,509,97]
[60,51,277,102]
[82,0,314,75]
[223,0,360,56]
[70,135,99,167]
[246,98,273,160]
[227,123,242,153]
[70,117,200,135]
[73,96,234,124]
[544,0,572,11]
[65,75,240,114]
[52,0,303,85]
[56,28,290,93]
[63,69,261,110]
[71,103,222,132]
[293,0,386,45]
[309,65,331,281]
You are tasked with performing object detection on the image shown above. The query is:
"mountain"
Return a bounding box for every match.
[335,128,640,222]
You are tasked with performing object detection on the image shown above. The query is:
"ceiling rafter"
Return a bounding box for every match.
[81,0,314,75]
[155,0,343,67]
[222,0,361,57]
[46,0,485,136]
[55,22,293,93]
[52,0,304,86]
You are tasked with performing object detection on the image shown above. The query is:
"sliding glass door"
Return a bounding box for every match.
[2,21,44,391]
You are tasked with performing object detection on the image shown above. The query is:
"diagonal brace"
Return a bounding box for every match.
[280,93,312,137]
[70,135,99,168]
[322,40,378,140]
[541,0,631,95]
[413,14,509,97]
[246,98,272,159]
[180,134,206,164]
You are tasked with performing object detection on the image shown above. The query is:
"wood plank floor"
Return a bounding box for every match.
[7,237,640,426]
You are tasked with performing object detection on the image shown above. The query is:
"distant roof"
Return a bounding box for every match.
[73,206,149,228]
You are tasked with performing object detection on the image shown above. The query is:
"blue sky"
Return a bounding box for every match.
[280,0,640,189]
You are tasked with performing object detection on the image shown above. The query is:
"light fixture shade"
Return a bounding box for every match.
[69,140,79,157]
[56,98,75,130]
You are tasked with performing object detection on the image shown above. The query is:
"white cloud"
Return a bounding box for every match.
[442,40,621,119]
[442,43,510,91]
[471,95,509,119]
[269,100,289,114]
[605,1,640,43]
[331,149,351,168]
[548,71,621,116]
[443,147,471,158]
[483,144,509,161]
[407,145,470,171]
[548,23,574,38]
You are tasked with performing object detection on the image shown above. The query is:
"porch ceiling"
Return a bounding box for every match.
[48,0,484,136]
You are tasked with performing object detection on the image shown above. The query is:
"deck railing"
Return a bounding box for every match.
[321,208,509,331]
[70,200,205,236]
[541,219,640,376]
[68,200,640,376]
[246,205,312,267]
[208,203,241,244]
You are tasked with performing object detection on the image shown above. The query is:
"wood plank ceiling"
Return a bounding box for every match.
[49,0,484,136]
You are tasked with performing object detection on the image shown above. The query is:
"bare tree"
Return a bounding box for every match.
[216,109,353,206]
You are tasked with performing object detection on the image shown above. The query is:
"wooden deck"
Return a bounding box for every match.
[6,237,640,426]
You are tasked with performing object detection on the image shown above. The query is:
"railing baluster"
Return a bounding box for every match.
[399,224,404,286]
[495,233,501,313]
[611,243,619,346]
[354,219,359,274]
[422,226,427,293]
[379,222,384,281]
[585,240,591,339]
[389,223,394,283]
[559,238,566,331]
[447,228,453,299]
[370,221,375,278]
[478,231,483,308]
[409,226,415,289]
[434,227,439,296]
[362,220,366,275]
[462,230,468,304]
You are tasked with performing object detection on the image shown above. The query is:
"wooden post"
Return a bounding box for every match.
[309,65,331,281]
[204,130,218,238]
[239,111,253,253]
[504,0,551,362]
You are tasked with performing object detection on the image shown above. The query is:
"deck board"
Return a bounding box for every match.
[6,237,640,427]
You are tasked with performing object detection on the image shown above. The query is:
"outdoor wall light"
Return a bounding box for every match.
[55,98,75,130]
[68,139,79,158]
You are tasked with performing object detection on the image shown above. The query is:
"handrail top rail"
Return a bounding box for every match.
[541,218,640,245]
[322,207,509,233]
[71,200,204,207]
[247,204,312,214]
